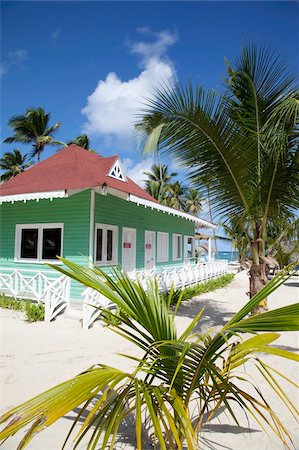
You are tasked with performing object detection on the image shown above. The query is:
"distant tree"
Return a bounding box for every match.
[144,163,177,203]
[167,181,187,211]
[67,134,95,151]
[0,149,31,181]
[183,188,202,215]
[3,108,65,162]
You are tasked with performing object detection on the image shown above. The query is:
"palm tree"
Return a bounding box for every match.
[0,259,298,448]
[140,45,299,307]
[144,163,177,203]
[136,112,166,183]
[167,180,187,210]
[221,216,250,268]
[0,149,31,181]
[3,108,65,162]
[183,188,202,215]
[67,134,94,151]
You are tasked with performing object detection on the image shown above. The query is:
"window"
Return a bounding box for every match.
[184,236,195,260]
[157,232,169,262]
[95,224,118,265]
[15,224,63,263]
[172,234,182,260]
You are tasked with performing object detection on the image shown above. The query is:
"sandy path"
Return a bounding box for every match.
[0,271,298,449]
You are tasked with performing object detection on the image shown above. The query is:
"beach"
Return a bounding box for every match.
[1,270,298,450]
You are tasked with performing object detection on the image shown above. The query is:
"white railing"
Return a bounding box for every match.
[0,268,70,322]
[82,260,228,329]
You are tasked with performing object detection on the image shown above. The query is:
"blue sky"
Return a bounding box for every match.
[1,1,298,249]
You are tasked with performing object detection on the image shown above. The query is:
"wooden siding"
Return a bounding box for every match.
[0,190,91,300]
[94,192,194,269]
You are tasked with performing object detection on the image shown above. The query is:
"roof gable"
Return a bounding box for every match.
[108,158,126,182]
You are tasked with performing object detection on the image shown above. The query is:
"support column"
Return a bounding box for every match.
[208,237,212,262]
[89,189,95,267]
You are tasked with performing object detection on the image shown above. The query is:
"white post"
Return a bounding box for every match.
[208,237,212,262]
[89,189,95,267]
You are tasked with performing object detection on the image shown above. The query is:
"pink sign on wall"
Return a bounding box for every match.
[145,244,152,249]
[123,242,131,249]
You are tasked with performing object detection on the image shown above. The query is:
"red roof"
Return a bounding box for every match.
[0,145,158,203]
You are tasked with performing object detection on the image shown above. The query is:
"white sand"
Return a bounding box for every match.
[1,271,298,449]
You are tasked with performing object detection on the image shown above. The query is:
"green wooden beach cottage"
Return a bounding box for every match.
[0,145,224,323]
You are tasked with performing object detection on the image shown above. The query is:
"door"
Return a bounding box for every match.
[144,231,155,270]
[122,227,136,273]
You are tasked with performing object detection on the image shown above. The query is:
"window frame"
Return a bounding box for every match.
[157,231,169,263]
[172,233,182,261]
[94,223,118,266]
[14,223,64,264]
[184,235,195,261]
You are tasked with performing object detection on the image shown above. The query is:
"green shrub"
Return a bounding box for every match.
[24,302,45,322]
[162,273,235,306]
[0,294,45,321]
[0,294,25,311]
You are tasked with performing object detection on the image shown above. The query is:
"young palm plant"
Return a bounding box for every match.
[0,260,298,449]
[138,44,299,305]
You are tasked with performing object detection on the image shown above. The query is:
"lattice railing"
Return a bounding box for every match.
[82,260,228,329]
[0,268,70,322]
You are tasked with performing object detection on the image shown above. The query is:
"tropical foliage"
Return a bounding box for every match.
[161,273,234,305]
[138,44,299,302]
[67,134,95,152]
[144,163,177,203]
[0,259,298,449]
[0,149,31,181]
[144,164,203,214]
[3,107,65,162]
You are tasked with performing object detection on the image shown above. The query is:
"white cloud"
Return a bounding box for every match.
[8,49,28,64]
[123,156,154,187]
[1,49,28,78]
[81,29,177,141]
[51,28,61,44]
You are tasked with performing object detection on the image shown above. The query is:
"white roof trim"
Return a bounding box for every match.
[107,158,127,182]
[128,194,216,229]
[0,190,68,204]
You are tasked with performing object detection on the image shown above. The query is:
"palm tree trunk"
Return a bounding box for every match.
[249,236,269,313]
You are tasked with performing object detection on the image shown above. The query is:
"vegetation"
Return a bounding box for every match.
[0,149,31,181]
[139,44,299,308]
[67,134,95,151]
[144,164,203,214]
[161,273,234,306]
[0,294,44,322]
[0,294,25,310]
[0,259,298,449]
[3,107,65,162]
[24,302,45,322]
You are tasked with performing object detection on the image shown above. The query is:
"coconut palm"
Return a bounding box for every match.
[0,259,298,449]
[67,134,95,151]
[140,45,299,305]
[183,188,202,215]
[221,216,250,267]
[167,180,188,210]
[3,108,65,162]
[136,112,166,183]
[0,149,32,181]
[144,163,177,203]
